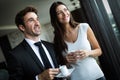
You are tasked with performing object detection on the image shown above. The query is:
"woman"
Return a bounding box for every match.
[49,1,105,80]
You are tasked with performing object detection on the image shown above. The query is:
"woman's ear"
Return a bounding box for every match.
[19,25,25,32]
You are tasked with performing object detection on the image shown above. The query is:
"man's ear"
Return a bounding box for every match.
[19,25,25,32]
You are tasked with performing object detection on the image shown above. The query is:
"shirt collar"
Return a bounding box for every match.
[25,38,41,45]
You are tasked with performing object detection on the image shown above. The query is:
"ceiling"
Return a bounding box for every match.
[0,0,80,37]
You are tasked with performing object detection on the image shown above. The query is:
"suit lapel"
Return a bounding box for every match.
[22,40,44,70]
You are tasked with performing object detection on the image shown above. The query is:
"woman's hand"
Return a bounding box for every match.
[65,52,78,63]
[65,50,89,63]
[75,50,89,59]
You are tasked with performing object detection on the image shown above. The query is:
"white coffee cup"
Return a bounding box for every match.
[59,65,69,76]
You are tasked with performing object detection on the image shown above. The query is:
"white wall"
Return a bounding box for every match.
[7,30,24,49]
[40,23,54,42]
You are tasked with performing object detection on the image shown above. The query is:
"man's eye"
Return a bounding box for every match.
[64,8,68,12]
[28,19,34,22]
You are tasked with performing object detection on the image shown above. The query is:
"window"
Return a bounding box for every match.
[102,0,120,41]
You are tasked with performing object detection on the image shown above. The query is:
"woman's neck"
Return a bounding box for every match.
[64,24,73,33]
[64,24,79,43]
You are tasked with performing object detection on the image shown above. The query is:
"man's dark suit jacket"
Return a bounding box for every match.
[7,39,59,80]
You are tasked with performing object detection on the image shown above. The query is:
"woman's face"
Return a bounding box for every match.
[56,4,70,24]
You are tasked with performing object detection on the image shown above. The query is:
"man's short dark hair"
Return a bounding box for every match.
[15,6,38,28]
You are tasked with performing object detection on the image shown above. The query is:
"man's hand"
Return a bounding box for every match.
[38,68,59,80]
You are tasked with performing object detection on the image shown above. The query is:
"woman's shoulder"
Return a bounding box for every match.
[78,23,89,31]
[79,23,89,27]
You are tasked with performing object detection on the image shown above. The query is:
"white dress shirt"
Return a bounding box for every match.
[25,38,55,80]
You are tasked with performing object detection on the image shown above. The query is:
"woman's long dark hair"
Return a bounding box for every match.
[49,1,79,65]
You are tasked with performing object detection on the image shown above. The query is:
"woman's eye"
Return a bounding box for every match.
[57,11,62,15]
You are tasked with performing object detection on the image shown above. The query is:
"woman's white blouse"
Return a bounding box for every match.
[64,23,104,80]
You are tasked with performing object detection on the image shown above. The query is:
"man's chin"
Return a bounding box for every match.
[34,33,40,36]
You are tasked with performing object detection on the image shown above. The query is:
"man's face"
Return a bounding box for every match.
[20,12,41,38]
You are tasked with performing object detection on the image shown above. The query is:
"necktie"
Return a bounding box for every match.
[34,42,52,69]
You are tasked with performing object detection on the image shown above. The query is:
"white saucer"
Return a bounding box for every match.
[55,68,75,78]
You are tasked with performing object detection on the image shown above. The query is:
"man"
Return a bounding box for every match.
[7,6,60,80]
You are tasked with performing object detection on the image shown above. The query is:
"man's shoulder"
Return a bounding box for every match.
[41,40,53,45]
[41,40,54,49]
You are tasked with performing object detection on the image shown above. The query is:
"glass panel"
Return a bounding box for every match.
[102,0,120,41]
